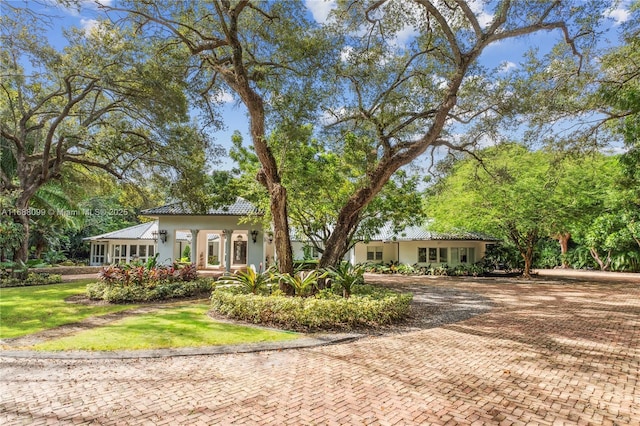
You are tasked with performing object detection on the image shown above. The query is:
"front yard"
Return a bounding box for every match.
[0,280,299,351]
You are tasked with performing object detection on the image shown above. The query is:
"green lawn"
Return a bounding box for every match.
[0,280,135,339]
[32,303,299,351]
[1,280,299,351]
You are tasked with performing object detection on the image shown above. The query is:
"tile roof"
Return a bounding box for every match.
[84,221,157,241]
[366,223,498,242]
[84,221,220,241]
[141,197,261,216]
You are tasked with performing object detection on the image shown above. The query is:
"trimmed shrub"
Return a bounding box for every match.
[0,272,63,288]
[87,277,214,303]
[88,263,213,303]
[211,285,412,331]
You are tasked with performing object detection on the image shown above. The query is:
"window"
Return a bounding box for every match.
[419,247,446,263]
[113,244,127,264]
[439,248,448,263]
[460,248,468,263]
[91,243,106,265]
[428,248,437,262]
[367,246,383,261]
[139,245,147,257]
[451,247,475,264]
[418,248,427,263]
[130,245,137,258]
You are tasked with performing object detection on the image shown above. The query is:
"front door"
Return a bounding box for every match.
[233,240,247,264]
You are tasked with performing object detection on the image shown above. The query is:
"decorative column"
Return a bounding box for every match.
[190,229,199,266]
[222,229,233,274]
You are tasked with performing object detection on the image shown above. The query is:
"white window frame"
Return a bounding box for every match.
[367,246,383,261]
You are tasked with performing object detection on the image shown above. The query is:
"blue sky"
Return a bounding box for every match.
[17,0,634,169]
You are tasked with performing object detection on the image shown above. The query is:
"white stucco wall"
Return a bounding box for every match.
[155,216,264,270]
[354,240,490,265]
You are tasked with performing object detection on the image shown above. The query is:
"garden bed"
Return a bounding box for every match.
[211,284,413,332]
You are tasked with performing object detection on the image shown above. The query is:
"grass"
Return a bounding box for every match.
[0,280,135,339]
[32,303,299,351]
[1,280,300,351]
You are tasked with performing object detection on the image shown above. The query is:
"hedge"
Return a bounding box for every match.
[87,277,214,303]
[0,272,63,288]
[211,285,412,331]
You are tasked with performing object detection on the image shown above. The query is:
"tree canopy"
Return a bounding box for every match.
[95,0,611,272]
[0,4,222,261]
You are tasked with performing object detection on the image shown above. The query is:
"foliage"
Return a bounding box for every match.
[87,278,214,304]
[87,263,211,303]
[0,272,63,288]
[326,262,365,298]
[276,270,328,297]
[230,129,427,264]
[0,4,221,262]
[216,268,273,295]
[362,262,488,277]
[480,244,524,273]
[565,246,598,270]
[211,285,412,331]
[103,1,606,273]
[0,217,23,261]
[426,145,629,276]
[427,144,557,276]
[534,238,563,270]
[181,245,191,261]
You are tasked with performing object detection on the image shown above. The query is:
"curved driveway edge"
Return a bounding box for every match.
[0,333,362,360]
[2,272,639,425]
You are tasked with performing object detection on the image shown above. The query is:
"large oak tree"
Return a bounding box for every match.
[0,6,194,261]
[99,1,606,272]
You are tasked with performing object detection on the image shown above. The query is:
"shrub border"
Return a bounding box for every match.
[211,286,412,331]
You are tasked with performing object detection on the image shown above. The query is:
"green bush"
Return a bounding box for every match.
[0,272,63,288]
[211,285,412,331]
[87,277,214,303]
[88,263,211,303]
[216,267,272,295]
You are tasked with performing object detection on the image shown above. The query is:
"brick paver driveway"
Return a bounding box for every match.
[1,271,639,425]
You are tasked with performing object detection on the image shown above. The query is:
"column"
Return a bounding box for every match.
[190,229,199,266]
[223,229,233,274]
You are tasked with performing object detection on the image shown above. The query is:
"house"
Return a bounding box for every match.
[353,223,497,266]
[85,197,271,272]
[86,198,497,270]
[291,223,497,266]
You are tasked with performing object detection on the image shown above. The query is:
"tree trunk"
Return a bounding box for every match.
[554,232,571,268]
[521,248,534,278]
[589,248,611,271]
[13,197,30,263]
[270,183,294,292]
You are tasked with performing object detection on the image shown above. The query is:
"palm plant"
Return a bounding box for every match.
[326,262,364,298]
[217,267,272,295]
[277,270,326,297]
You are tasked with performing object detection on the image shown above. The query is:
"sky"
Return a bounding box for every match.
[8,0,634,170]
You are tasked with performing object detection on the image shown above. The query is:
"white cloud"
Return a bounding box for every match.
[389,24,418,48]
[305,0,336,24]
[340,46,353,62]
[80,18,99,34]
[212,90,234,104]
[498,61,516,73]
[80,0,113,8]
[606,7,630,25]
[467,0,494,28]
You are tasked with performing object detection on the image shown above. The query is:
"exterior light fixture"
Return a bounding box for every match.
[251,229,258,243]
[268,233,274,244]
[158,230,168,244]
[152,230,158,243]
